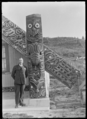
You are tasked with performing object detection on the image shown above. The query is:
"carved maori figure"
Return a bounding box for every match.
[26,14,46,98]
[2,15,81,93]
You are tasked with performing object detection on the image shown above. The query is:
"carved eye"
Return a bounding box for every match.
[28,24,32,28]
[35,23,40,28]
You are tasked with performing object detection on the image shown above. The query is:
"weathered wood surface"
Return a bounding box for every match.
[2,15,81,89]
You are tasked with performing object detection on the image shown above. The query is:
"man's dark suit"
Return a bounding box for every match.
[11,64,28,106]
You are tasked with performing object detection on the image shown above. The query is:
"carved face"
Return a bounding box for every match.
[27,43,43,65]
[26,14,42,42]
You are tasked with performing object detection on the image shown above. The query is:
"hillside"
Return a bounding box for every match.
[43,37,85,49]
[43,37,85,69]
[43,37,85,109]
[43,36,85,77]
[43,37,85,57]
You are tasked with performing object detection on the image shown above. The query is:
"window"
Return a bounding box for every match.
[2,43,9,73]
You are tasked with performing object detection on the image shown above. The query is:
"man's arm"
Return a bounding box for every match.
[11,66,16,80]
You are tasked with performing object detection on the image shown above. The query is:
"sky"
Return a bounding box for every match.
[2,2,85,39]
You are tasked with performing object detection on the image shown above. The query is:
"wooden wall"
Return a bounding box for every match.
[2,44,28,87]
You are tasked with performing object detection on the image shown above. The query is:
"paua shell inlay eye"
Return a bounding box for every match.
[28,24,32,28]
[35,23,40,28]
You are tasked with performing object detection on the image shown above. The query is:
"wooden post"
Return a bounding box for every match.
[26,14,46,98]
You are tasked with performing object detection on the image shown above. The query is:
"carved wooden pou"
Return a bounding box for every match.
[26,14,46,98]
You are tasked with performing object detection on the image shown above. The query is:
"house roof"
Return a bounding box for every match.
[2,15,82,89]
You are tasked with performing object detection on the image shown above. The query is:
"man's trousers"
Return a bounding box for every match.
[14,84,25,106]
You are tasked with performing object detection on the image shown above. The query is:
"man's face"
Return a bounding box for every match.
[19,59,23,65]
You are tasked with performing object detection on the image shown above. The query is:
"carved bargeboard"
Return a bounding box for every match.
[26,14,46,98]
[2,15,26,53]
[44,45,80,88]
[2,15,80,92]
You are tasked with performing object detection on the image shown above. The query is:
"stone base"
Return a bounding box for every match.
[29,98,50,108]
[3,98,50,113]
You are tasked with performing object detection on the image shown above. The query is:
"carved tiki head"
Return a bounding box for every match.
[26,14,43,43]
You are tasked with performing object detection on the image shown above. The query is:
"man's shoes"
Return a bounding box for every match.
[19,102,26,106]
[21,103,26,106]
[15,105,18,108]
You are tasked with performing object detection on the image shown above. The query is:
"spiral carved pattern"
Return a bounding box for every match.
[2,15,80,93]
[2,16,26,53]
[26,14,46,98]
[44,46,80,88]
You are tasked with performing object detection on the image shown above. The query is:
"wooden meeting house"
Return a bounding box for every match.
[2,39,28,92]
[2,15,85,105]
[2,39,53,92]
[2,15,54,92]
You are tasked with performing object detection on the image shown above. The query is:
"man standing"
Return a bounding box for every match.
[11,58,28,108]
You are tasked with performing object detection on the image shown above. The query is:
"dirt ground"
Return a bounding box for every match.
[3,108,85,118]
[2,91,86,118]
